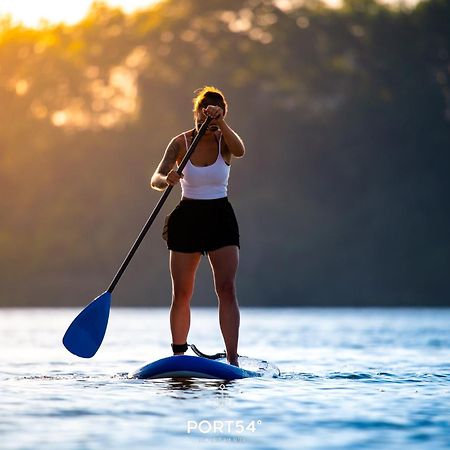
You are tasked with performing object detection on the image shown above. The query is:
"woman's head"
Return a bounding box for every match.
[193,86,227,121]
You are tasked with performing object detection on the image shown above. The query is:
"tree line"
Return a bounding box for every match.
[0,0,449,306]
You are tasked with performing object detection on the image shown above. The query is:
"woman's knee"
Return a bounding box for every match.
[172,286,193,304]
[215,279,236,300]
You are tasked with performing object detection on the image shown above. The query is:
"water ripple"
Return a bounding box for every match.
[1,307,450,450]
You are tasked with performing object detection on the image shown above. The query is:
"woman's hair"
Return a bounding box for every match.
[192,86,227,116]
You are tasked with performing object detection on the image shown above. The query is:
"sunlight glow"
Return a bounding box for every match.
[0,0,161,28]
[0,0,421,29]
[50,46,150,129]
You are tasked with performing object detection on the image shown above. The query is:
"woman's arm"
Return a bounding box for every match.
[218,119,245,158]
[150,138,183,191]
[203,105,245,158]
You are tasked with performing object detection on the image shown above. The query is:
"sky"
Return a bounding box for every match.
[0,0,420,29]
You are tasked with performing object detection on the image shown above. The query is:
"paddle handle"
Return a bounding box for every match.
[107,116,213,293]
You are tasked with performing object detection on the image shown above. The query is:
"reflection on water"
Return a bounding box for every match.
[1,307,450,450]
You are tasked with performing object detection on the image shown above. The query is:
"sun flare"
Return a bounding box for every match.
[0,0,421,29]
[0,0,160,28]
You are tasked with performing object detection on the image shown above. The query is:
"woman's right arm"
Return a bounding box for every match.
[150,137,183,191]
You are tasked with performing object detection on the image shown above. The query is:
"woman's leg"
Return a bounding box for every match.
[169,251,202,354]
[208,246,240,366]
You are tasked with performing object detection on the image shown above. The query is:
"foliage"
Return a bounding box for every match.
[0,0,449,306]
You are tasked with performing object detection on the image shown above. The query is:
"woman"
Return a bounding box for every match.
[151,86,245,366]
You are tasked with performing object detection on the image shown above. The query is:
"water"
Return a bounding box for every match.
[1,308,450,450]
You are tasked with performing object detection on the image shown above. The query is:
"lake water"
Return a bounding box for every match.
[1,307,450,450]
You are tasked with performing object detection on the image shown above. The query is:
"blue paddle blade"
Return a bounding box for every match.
[63,291,111,358]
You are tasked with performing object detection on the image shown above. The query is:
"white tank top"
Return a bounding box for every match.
[179,132,230,200]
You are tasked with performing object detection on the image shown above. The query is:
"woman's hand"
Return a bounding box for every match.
[203,105,224,124]
[165,169,183,186]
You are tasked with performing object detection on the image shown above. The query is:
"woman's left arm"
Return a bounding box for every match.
[203,105,245,158]
[218,120,245,158]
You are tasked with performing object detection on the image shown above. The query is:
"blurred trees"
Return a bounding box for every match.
[0,0,449,306]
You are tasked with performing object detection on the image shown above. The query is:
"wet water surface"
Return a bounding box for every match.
[1,308,449,449]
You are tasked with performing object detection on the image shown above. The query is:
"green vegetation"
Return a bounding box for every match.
[1,0,449,306]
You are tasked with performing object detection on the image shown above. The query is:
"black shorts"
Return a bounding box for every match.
[163,197,240,254]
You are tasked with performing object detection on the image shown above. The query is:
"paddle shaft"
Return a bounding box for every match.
[107,116,213,293]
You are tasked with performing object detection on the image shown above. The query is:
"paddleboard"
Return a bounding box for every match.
[130,355,262,380]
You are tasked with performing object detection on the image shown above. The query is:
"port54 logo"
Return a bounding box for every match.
[187,419,262,434]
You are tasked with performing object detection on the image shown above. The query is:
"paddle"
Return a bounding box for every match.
[63,116,213,358]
